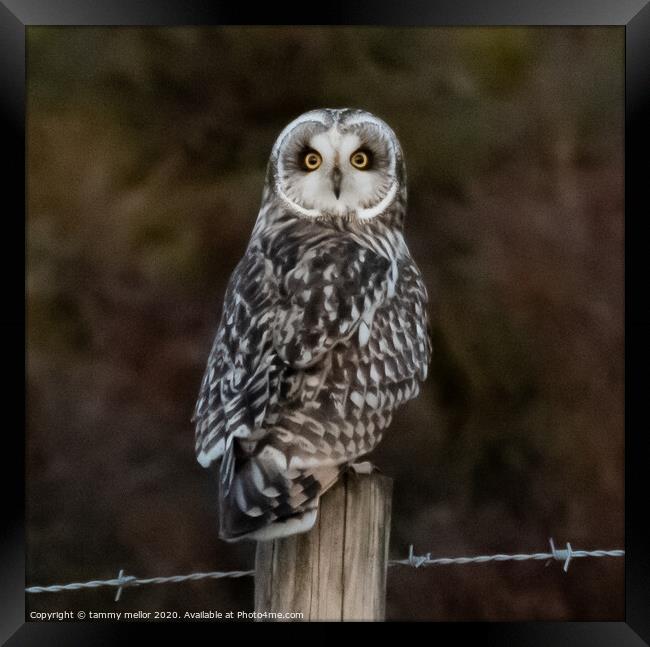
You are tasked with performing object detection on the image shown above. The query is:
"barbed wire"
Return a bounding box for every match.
[26,569,255,602]
[389,538,625,573]
[25,538,624,601]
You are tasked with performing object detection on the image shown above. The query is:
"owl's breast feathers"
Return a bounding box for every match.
[193,217,430,540]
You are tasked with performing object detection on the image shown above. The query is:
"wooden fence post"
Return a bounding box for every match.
[254,472,393,621]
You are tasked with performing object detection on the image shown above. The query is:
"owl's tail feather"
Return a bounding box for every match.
[217,450,341,542]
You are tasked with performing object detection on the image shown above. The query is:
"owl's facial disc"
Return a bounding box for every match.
[276,119,398,219]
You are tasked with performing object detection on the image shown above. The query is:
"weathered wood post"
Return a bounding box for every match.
[254,472,392,621]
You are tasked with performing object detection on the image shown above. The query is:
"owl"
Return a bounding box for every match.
[193,108,431,541]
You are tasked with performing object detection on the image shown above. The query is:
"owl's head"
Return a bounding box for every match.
[267,108,405,220]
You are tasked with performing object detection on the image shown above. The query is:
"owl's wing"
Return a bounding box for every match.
[372,257,431,384]
[193,243,278,473]
[273,237,392,369]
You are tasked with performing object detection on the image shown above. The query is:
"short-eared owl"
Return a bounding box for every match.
[193,109,431,541]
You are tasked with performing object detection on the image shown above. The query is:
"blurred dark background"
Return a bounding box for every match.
[26,27,623,621]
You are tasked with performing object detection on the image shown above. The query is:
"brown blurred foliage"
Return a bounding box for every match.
[26,27,623,620]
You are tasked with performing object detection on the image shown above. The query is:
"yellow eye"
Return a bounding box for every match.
[350,150,370,170]
[303,151,322,171]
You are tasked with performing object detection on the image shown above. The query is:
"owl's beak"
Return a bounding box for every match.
[331,167,342,200]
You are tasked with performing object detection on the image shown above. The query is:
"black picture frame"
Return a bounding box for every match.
[4,0,648,642]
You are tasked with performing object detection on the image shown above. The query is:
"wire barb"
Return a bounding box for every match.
[407,544,430,568]
[549,538,573,572]
[113,569,137,601]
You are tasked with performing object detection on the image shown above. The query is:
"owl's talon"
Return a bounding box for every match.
[348,461,379,475]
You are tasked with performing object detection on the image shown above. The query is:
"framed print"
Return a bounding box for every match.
[3,0,649,642]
